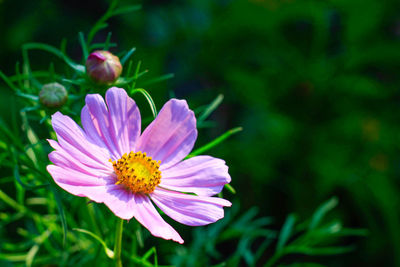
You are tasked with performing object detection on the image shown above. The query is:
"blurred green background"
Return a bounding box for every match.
[1,0,400,266]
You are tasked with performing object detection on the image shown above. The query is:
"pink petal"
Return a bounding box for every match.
[48,166,184,243]
[47,165,113,187]
[136,99,197,169]
[48,167,137,220]
[160,156,231,196]
[51,112,111,171]
[101,185,137,220]
[105,87,141,153]
[130,194,184,243]
[82,93,120,160]
[150,188,231,226]
[49,150,113,177]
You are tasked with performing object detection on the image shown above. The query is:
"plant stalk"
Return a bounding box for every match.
[114,218,124,267]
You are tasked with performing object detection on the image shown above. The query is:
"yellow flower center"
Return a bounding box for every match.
[111,151,161,194]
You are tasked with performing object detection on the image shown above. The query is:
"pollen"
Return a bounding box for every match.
[111,151,161,194]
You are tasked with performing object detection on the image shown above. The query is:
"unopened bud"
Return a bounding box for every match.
[39,82,68,108]
[86,50,122,84]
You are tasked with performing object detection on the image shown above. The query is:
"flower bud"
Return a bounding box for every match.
[39,82,68,108]
[85,50,122,84]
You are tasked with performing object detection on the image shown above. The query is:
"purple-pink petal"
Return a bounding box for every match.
[105,87,141,153]
[49,150,113,177]
[82,93,121,160]
[136,99,197,170]
[160,156,231,196]
[150,188,231,226]
[51,112,111,171]
[48,167,136,220]
[47,165,112,186]
[131,194,184,243]
[101,185,137,220]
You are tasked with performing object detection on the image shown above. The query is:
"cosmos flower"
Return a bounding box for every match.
[47,87,231,243]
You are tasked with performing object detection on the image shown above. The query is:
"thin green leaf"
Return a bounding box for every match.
[188,127,243,157]
[0,253,27,261]
[309,197,338,230]
[15,62,24,90]
[277,213,297,251]
[104,32,113,51]
[22,43,85,73]
[0,189,27,213]
[16,91,39,101]
[0,70,18,91]
[49,62,56,80]
[13,165,49,190]
[26,245,39,267]
[140,73,174,87]
[224,183,236,194]
[115,69,148,86]
[286,245,356,256]
[73,228,115,259]
[131,88,157,118]
[90,42,117,50]
[130,60,142,89]
[78,32,89,60]
[120,47,136,66]
[112,5,141,16]
[62,78,86,85]
[198,94,224,122]
[51,186,67,247]
[142,247,158,266]
[60,38,67,54]
[87,0,118,44]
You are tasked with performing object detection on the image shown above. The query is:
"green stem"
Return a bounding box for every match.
[114,218,124,267]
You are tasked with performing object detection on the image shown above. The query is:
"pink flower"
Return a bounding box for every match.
[47,87,231,243]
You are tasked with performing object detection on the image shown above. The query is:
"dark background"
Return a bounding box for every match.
[1,0,400,265]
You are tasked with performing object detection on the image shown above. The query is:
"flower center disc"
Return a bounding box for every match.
[111,151,161,194]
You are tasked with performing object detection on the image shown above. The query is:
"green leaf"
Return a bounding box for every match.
[78,32,89,60]
[140,73,174,87]
[198,94,224,122]
[104,32,113,51]
[188,127,243,157]
[16,91,39,101]
[87,0,117,44]
[308,197,338,230]
[131,88,158,118]
[73,228,115,259]
[277,213,297,251]
[115,70,148,86]
[130,60,142,89]
[286,245,356,256]
[51,186,67,247]
[224,184,236,194]
[90,42,117,50]
[0,253,26,261]
[0,70,18,91]
[112,5,142,16]
[22,43,85,74]
[13,164,49,190]
[120,47,136,66]
[26,245,39,267]
[142,247,158,266]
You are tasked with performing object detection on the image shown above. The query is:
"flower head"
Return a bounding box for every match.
[39,82,68,108]
[86,51,122,85]
[47,87,231,243]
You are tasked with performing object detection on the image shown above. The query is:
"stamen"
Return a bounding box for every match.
[111,151,161,194]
